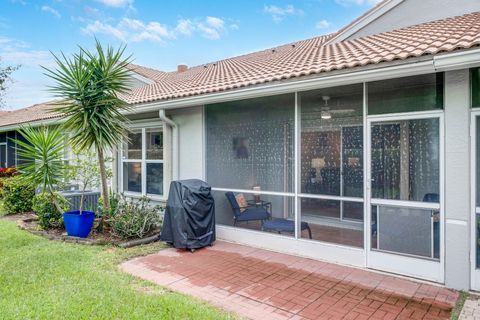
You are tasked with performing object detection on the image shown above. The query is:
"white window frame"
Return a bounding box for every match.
[470,110,480,290]
[120,124,165,200]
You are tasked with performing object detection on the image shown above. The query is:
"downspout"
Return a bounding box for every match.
[159,109,179,181]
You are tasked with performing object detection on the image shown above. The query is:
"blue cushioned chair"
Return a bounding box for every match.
[262,219,312,239]
[225,192,270,226]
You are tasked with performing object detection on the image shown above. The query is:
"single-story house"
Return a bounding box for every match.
[2,0,480,292]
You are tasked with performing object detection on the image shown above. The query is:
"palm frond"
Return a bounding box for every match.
[43,39,132,152]
[13,126,66,193]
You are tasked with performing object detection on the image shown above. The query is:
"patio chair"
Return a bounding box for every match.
[262,219,312,239]
[225,192,271,226]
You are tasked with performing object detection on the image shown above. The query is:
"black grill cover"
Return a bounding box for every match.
[160,179,215,249]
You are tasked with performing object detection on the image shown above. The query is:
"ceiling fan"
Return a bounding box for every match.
[318,95,356,120]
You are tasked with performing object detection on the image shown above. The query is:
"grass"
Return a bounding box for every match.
[450,291,469,320]
[0,219,235,320]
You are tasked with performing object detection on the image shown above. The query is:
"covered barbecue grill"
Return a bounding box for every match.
[160,179,215,251]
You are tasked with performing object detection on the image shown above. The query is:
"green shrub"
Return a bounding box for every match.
[1,177,35,214]
[0,177,8,199]
[96,191,119,219]
[108,195,162,240]
[32,192,70,230]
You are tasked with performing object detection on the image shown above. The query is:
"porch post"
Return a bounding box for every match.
[444,69,470,290]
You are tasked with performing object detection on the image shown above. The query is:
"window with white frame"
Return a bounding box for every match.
[121,127,164,196]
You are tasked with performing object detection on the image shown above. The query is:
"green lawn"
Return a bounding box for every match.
[0,219,234,320]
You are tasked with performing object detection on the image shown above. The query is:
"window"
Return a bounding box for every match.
[121,127,164,196]
[368,73,444,115]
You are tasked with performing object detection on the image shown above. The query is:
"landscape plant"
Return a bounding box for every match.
[14,125,67,213]
[108,195,163,239]
[1,176,35,214]
[44,40,132,223]
[0,57,19,108]
[0,167,18,198]
[66,149,112,213]
[32,192,69,229]
[0,167,17,178]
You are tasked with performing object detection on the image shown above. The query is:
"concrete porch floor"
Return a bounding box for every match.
[121,241,459,320]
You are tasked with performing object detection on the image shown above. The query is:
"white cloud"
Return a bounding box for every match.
[41,5,61,18]
[145,22,171,38]
[82,16,230,42]
[1,50,53,68]
[0,37,53,67]
[230,23,239,30]
[206,16,224,29]
[119,17,145,30]
[315,19,331,29]
[263,4,304,22]
[82,20,127,41]
[335,0,382,7]
[175,19,195,36]
[95,0,134,8]
[196,24,220,40]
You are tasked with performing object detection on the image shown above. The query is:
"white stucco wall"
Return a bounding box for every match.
[345,0,480,40]
[444,69,471,290]
[169,106,205,181]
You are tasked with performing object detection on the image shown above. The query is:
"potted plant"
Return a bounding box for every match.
[63,149,112,238]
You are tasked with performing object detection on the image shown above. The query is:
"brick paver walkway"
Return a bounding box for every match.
[459,296,480,320]
[121,241,459,320]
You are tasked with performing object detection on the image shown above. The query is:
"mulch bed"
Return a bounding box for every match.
[7,213,160,247]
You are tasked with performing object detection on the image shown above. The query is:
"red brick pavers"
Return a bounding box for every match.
[121,241,458,320]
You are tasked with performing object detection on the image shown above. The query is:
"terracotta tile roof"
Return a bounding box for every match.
[125,63,168,82]
[123,11,480,105]
[0,101,63,129]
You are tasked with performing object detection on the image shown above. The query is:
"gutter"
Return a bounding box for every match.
[159,109,179,181]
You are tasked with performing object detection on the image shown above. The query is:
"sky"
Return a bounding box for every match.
[0,0,380,110]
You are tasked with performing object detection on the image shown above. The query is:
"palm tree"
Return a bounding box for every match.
[44,40,131,216]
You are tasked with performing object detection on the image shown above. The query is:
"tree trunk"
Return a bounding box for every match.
[97,147,110,214]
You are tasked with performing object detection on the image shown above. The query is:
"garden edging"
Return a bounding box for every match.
[16,215,160,247]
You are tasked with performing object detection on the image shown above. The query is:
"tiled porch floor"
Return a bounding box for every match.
[121,241,459,320]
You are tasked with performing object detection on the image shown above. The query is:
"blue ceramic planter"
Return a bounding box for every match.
[63,211,95,238]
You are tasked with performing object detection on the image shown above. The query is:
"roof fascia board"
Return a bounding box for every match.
[326,0,404,44]
[0,118,62,133]
[131,59,435,112]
